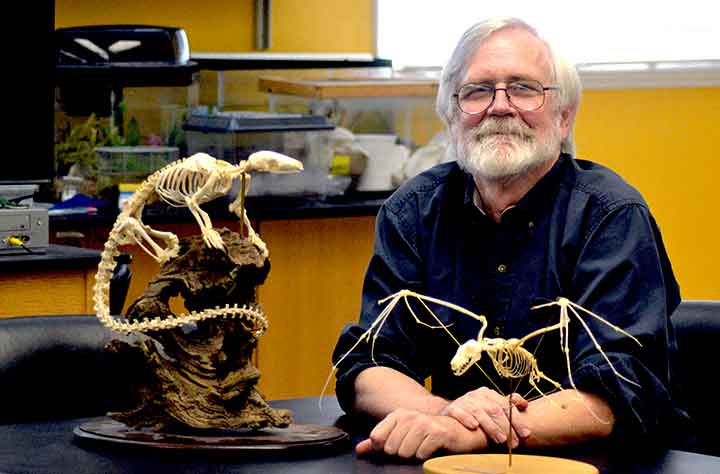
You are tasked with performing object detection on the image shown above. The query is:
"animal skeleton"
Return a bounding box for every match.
[326,289,642,416]
[93,151,303,334]
[451,296,642,396]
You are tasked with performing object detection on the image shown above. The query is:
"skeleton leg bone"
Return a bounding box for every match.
[524,372,566,413]
[227,175,268,259]
[527,368,564,401]
[119,217,175,263]
[181,179,223,251]
[140,224,180,263]
[228,174,248,238]
[185,195,224,250]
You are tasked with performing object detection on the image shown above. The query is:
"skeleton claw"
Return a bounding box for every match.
[202,227,225,250]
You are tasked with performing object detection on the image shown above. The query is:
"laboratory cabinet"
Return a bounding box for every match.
[45,203,379,400]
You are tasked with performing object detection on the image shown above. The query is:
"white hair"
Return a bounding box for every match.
[435,17,582,155]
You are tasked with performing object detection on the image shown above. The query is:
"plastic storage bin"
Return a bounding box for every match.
[95,146,179,189]
[183,111,335,196]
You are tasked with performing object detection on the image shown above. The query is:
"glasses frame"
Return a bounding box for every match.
[453,80,560,115]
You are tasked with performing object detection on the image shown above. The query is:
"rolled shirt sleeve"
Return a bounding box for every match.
[565,203,682,440]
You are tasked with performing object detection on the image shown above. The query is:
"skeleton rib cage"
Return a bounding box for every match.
[155,162,230,207]
[489,344,535,380]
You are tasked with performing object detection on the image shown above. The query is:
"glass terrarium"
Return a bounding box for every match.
[182,110,335,197]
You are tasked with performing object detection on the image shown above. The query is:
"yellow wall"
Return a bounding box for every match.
[55,0,374,53]
[55,1,719,300]
[382,86,720,301]
[575,87,720,300]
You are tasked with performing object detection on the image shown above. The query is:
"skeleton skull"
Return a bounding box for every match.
[450,339,484,375]
[246,150,304,174]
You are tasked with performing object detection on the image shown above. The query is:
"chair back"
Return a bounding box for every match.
[0,315,134,423]
[671,300,720,456]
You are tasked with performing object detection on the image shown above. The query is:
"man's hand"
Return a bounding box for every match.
[355,408,489,460]
[440,387,531,447]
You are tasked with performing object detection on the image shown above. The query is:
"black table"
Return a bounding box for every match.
[0,244,100,272]
[1,396,718,474]
[48,192,392,225]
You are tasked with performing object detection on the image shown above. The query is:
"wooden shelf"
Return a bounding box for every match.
[192,53,392,71]
[258,76,439,99]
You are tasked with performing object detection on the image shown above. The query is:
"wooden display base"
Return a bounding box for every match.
[423,453,598,474]
[74,418,350,456]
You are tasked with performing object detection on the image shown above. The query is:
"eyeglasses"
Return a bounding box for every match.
[453,80,559,114]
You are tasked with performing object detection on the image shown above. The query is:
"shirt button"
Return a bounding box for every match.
[528,221,535,229]
[497,264,507,273]
[493,327,502,336]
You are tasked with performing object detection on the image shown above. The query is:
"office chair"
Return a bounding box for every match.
[0,315,137,423]
[671,300,720,457]
[0,251,138,422]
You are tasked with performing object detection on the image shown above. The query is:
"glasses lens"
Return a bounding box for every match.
[457,83,494,114]
[456,80,549,114]
[507,80,545,111]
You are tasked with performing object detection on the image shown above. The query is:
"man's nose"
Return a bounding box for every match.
[486,88,516,117]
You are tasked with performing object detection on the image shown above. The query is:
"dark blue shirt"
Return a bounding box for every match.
[333,154,687,441]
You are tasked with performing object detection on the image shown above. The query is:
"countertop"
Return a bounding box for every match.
[49,192,391,225]
[0,244,100,272]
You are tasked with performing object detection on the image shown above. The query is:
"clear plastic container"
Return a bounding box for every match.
[183,111,335,196]
[95,146,179,188]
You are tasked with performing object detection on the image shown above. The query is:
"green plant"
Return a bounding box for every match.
[54,114,125,176]
[125,117,141,146]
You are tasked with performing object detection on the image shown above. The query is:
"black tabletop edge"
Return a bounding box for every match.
[49,192,390,225]
[0,244,101,271]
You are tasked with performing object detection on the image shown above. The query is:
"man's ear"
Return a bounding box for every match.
[558,106,574,139]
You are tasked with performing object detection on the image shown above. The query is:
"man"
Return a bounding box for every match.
[332,17,687,460]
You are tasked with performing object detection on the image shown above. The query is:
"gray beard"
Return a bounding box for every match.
[456,118,560,180]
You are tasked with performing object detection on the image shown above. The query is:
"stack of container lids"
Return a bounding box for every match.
[182,111,335,134]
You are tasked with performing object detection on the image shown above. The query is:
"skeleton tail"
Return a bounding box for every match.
[93,170,161,332]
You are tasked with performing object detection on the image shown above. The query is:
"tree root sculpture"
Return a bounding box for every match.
[108,229,291,430]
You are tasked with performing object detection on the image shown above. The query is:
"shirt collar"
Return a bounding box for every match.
[462,153,571,221]
[513,153,570,218]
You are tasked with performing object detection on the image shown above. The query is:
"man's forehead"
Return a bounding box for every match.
[464,27,553,82]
